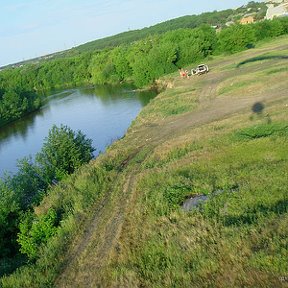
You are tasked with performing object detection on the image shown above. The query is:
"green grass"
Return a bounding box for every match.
[2,36,288,288]
[265,66,288,75]
[107,115,288,287]
[135,87,198,124]
[218,78,260,95]
[234,122,288,140]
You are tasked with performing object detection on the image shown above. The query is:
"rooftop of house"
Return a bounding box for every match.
[266,1,288,19]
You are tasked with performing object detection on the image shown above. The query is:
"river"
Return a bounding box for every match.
[0,85,156,177]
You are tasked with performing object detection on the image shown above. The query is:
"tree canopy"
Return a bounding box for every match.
[0,125,94,273]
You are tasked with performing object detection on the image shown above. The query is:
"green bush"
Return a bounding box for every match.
[36,124,95,182]
[234,123,288,141]
[217,24,256,53]
[17,209,58,260]
[0,182,20,259]
[254,19,284,41]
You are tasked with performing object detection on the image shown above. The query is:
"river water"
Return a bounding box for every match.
[0,85,156,177]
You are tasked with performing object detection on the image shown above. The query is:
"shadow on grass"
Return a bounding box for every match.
[223,198,288,226]
[237,55,288,68]
[252,102,265,114]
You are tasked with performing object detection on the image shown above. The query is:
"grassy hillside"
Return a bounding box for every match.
[72,10,232,53]
[2,36,288,287]
[72,1,266,53]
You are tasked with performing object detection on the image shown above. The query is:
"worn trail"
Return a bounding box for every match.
[55,42,288,287]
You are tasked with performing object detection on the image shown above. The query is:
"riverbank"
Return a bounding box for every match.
[2,36,288,287]
[0,86,156,176]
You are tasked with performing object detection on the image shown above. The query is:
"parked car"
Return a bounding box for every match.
[191,64,209,76]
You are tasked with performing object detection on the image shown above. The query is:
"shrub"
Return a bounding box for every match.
[217,24,256,53]
[234,123,288,141]
[17,209,58,260]
[36,125,95,182]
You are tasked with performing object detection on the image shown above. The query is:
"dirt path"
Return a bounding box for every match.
[55,169,141,287]
[55,42,288,287]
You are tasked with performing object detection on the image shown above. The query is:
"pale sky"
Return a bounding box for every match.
[0,0,255,66]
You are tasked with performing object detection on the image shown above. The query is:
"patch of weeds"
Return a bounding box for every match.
[164,184,192,210]
[218,78,259,95]
[138,89,198,121]
[165,105,190,116]
[129,147,151,165]
[143,142,203,169]
[233,122,288,141]
[265,66,288,75]
[166,142,203,161]
[211,124,227,131]
[249,251,288,273]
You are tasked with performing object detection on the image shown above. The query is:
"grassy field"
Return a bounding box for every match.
[1,36,288,287]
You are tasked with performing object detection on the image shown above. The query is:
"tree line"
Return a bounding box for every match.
[1,12,288,279]
[73,1,267,52]
[0,125,95,275]
[88,18,288,86]
[1,17,288,127]
[0,54,92,126]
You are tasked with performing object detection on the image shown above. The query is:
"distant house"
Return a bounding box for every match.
[240,15,255,24]
[265,0,286,4]
[265,1,288,19]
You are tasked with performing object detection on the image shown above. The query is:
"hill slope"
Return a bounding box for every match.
[56,37,288,287]
[2,36,288,287]
[72,1,267,53]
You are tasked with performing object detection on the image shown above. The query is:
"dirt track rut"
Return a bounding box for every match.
[55,42,288,287]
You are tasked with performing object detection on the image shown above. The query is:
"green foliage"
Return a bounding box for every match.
[109,46,132,81]
[254,19,284,41]
[126,37,155,87]
[1,16,287,119]
[0,125,95,277]
[86,18,288,88]
[234,123,288,141]
[90,25,216,87]
[217,24,256,53]
[36,125,95,182]
[73,3,265,53]
[17,209,58,260]
[89,51,114,85]
[0,53,92,127]
[279,16,288,34]
[175,26,217,67]
[0,159,48,275]
[0,88,41,126]
[1,35,288,286]
[9,158,47,209]
[1,163,112,287]
[0,181,20,258]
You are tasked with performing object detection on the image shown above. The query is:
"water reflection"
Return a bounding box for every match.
[0,109,46,146]
[81,84,156,106]
[0,85,156,176]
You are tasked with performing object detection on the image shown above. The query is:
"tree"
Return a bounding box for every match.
[110,46,132,82]
[36,125,95,182]
[0,180,20,258]
[89,51,113,85]
[254,19,284,41]
[217,24,256,53]
[9,157,47,209]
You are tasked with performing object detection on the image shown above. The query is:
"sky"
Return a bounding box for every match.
[0,0,254,67]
